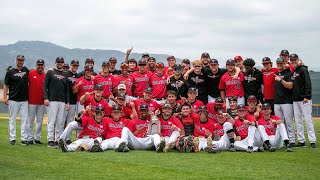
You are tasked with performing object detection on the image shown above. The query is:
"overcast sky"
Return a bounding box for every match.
[1,0,320,68]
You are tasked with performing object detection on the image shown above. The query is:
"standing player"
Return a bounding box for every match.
[290,54,316,148]
[219,59,245,109]
[78,58,97,76]
[273,57,295,145]
[147,57,157,73]
[108,57,121,75]
[200,52,210,67]
[130,60,152,97]
[165,56,176,75]
[94,61,116,100]
[149,62,168,103]
[186,60,207,104]
[114,63,134,96]
[4,55,29,145]
[44,57,70,148]
[27,59,46,144]
[167,65,188,100]
[234,56,244,72]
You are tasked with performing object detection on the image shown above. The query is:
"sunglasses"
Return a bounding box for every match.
[56,61,64,63]
[139,64,146,66]
[194,66,201,68]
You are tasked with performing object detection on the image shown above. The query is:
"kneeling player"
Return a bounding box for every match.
[257,103,293,152]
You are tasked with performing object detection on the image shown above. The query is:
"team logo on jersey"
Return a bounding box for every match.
[54,74,65,80]
[145,74,147,77]
[291,72,299,80]
[208,74,220,79]
[263,72,273,77]
[150,104,153,106]
[244,75,256,82]
[14,72,26,78]
[191,77,204,83]
[33,76,37,78]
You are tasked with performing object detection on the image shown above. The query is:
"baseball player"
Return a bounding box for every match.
[127,58,138,74]
[131,87,161,117]
[63,63,69,72]
[279,49,294,72]
[273,57,295,145]
[44,57,70,148]
[27,59,46,144]
[226,96,238,118]
[167,65,188,100]
[166,90,181,115]
[108,84,136,106]
[63,59,80,144]
[60,106,107,152]
[193,106,215,152]
[234,55,244,72]
[108,57,121,75]
[177,87,204,112]
[73,65,94,114]
[181,59,191,75]
[206,97,226,123]
[200,52,210,67]
[257,103,293,152]
[114,63,134,96]
[290,54,317,148]
[165,55,176,76]
[149,62,168,103]
[219,59,245,109]
[246,95,263,120]
[78,58,97,76]
[146,57,157,73]
[94,61,116,100]
[115,94,137,119]
[4,55,29,145]
[130,60,152,97]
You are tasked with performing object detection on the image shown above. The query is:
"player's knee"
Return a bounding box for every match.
[223,122,233,131]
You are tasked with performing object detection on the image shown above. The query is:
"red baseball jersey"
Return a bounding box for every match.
[177,100,204,112]
[73,77,94,101]
[164,66,174,76]
[149,73,168,99]
[83,94,111,117]
[246,106,263,120]
[127,118,150,138]
[78,117,108,139]
[94,74,116,98]
[114,75,134,96]
[257,115,281,136]
[219,72,245,97]
[206,102,226,123]
[193,118,215,138]
[129,71,152,97]
[179,112,199,125]
[262,68,278,99]
[105,118,129,139]
[132,99,160,117]
[233,115,256,140]
[159,115,184,137]
[28,70,45,105]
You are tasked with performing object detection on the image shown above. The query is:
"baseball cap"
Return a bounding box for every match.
[118,84,126,90]
[109,57,117,62]
[17,55,25,60]
[138,60,147,65]
[247,95,257,102]
[71,60,79,66]
[173,65,182,71]
[142,53,149,57]
[36,59,45,65]
[56,57,64,63]
[112,106,122,111]
[85,58,94,63]
[289,54,299,59]
[63,63,69,69]
[84,65,94,70]
[198,106,208,112]
[226,59,235,65]
[162,103,172,109]
[209,59,219,64]
[234,56,243,61]
[144,87,153,93]
[94,84,103,90]
[182,59,191,64]
[201,52,210,58]
[148,57,156,61]
[167,56,176,61]
[102,61,110,66]
[117,94,126,99]
[215,97,224,104]
[262,103,271,109]
[217,110,225,115]
[139,104,148,110]
[128,58,137,63]
[262,57,271,64]
[95,106,105,112]
[156,62,164,68]
[243,58,255,67]
[276,58,285,64]
[280,49,289,56]
[237,104,246,110]
[188,87,197,93]
[228,96,237,102]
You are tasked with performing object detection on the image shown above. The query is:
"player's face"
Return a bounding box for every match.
[234,60,243,68]
[85,69,93,78]
[16,58,25,67]
[56,61,64,70]
[290,58,299,68]
[116,98,125,106]
[121,66,128,75]
[128,62,137,70]
[247,100,257,107]
[238,109,246,118]
[142,56,149,61]
[280,54,289,62]
[94,89,103,96]
[143,91,152,100]
[174,69,181,75]
[209,63,219,72]
[148,60,156,67]
[70,65,79,73]
[244,65,253,73]
[36,64,45,74]
[226,64,235,72]
[162,107,172,116]
[167,94,176,104]
[167,58,176,67]
[215,104,223,110]
[193,65,202,73]
[111,110,122,120]
[199,111,208,122]
[109,60,116,68]
[140,110,148,118]
[217,115,226,124]
[156,67,164,74]
[201,57,210,65]
[102,65,109,73]
[118,89,127,95]
[181,106,191,116]
[85,62,94,66]
[95,111,105,121]
[229,101,237,110]
[138,64,146,72]
[263,63,271,70]
[276,62,285,71]
[261,108,271,115]
[187,91,197,100]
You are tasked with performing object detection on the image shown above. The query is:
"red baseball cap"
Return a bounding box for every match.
[234,56,243,61]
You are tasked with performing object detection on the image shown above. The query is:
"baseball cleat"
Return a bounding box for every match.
[297,142,306,147]
[10,140,16,145]
[156,139,166,153]
[21,141,28,146]
[207,137,213,147]
[310,143,317,149]
[66,140,72,145]
[178,136,185,152]
[269,147,276,152]
[286,144,293,152]
[123,144,130,152]
[47,141,55,148]
[91,139,103,152]
[115,142,126,152]
[204,146,219,153]
[164,142,175,153]
[59,139,68,152]
[229,143,236,152]
[28,140,34,145]
[247,146,253,153]
[34,140,43,144]
[193,137,200,153]
[258,146,264,152]
[185,136,194,153]
[263,142,271,151]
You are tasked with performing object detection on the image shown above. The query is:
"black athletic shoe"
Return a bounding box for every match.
[21,141,28,145]
[59,139,68,152]
[185,136,194,153]
[310,143,317,149]
[204,146,220,153]
[286,144,293,152]
[123,144,130,152]
[269,147,276,152]
[229,143,236,152]
[34,140,43,144]
[47,141,55,148]
[28,140,34,145]
[66,140,72,145]
[115,142,126,152]
[178,136,185,152]
[156,139,166,153]
[297,142,306,147]
[247,146,253,153]
[263,142,270,150]
[10,140,16,145]
[90,139,103,152]
[258,146,264,152]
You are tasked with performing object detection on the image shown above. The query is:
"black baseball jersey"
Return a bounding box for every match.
[4,67,29,101]
[274,69,293,104]
[186,72,208,104]
[292,66,312,101]
[44,69,69,103]
[243,68,263,100]
[109,69,121,76]
[227,109,238,118]
[167,75,188,100]
[66,71,80,105]
[202,67,227,98]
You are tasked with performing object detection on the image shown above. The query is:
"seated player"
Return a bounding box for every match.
[59,106,107,152]
[206,97,226,123]
[257,103,293,152]
[177,87,204,112]
[246,95,262,119]
[113,94,137,119]
[108,83,136,106]
[166,90,181,115]
[132,87,161,117]
[226,96,238,118]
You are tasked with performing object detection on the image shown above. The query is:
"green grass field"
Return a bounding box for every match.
[0,119,320,179]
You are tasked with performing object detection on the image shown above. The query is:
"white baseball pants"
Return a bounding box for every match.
[8,100,29,141]
[234,126,261,151]
[59,121,82,141]
[28,104,45,141]
[66,137,102,152]
[63,104,77,141]
[47,101,65,142]
[274,104,295,143]
[101,137,122,150]
[76,101,84,114]
[257,124,289,149]
[211,122,235,150]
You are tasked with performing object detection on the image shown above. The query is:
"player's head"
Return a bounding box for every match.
[161,103,173,116]
[120,62,129,75]
[247,95,257,107]
[63,63,69,72]
[228,96,238,110]
[214,97,224,110]
[138,60,147,72]
[173,65,182,75]
[142,52,149,61]
[84,65,94,78]
[109,57,117,68]
[94,84,104,97]
[181,58,191,70]
[143,87,152,101]
[85,58,94,66]
[166,90,177,104]
[116,94,126,106]
[187,87,197,101]
[280,49,290,62]
[95,106,105,121]
[55,57,64,70]
[180,103,191,116]
[147,57,156,68]
[234,56,243,69]
[167,55,176,67]
[276,57,285,71]
[261,103,272,115]
[289,54,299,68]
[217,110,226,124]
[226,59,235,72]
[101,61,110,73]
[193,60,203,73]
[198,106,208,122]
[117,84,127,95]
[201,52,210,65]
[156,62,165,74]
[36,59,45,73]
[16,55,25,67]
[139,104,149,119]
[70,60,79,73]
[243,58,255,73]
[128,58,137,70]
[237,104,247,119]
[262,57,272,70]
[209,59,219,71]
[111,105,122,121]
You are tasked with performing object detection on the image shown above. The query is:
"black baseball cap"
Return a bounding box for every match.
[247,95,257,102]
[243,58,255,67]
[198,106,208,112]
[63,63,69,69]
[95,106,104,112]
[289,54,299,59]
[276,58,285,64]
[237,104,246,110]
[17,55,25,60]
[173,65,182,71]
[201,52,210,58]
[148,57,156,61]
[139,104,148,110]
[280,49,289,56]
[144,87,153,93]
[112,105,121,111]
[94,84,103,90]
[102,61,110,66]
[209,59,219,64]
[215,97,224,104]
[128,58,137,63]
[182,59,190,64]
[84,65,94,70]
[162,103,172,109]
[138,60,147,65]
[262,103,271,109]
[85,58,94,63]
[109,57,117,62]
[142,53,149,57]
[226,59,235,65]
[228,96,237,102]
[188,87,197,93]
[36,59,45,65]
[70,60,79,66]
[262,57,271,64]
[56,57,64,63]
[117,94,126,99]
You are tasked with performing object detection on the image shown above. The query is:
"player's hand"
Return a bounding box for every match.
[130,102,135,108]
[44,99,50,106]
[271,119,277,124]
[254,112,260,118]
[86,103,92,111]
[244,120,251,125]
[183,73,189,80]
[170,124,179,131]
[65,103,70,111]
[222,113,229,119]
[180,97,187,103]
[127,47,133,54]
[274,74,282,82]
[4,97,9,105]
[78,80,84,86]
[84,92,92,97]
[231,75,238,80]
[109,94,115,102]
[177,80,184,87]
[173,112,180,117]
[303,98,309,104]
[154,109,161,116]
